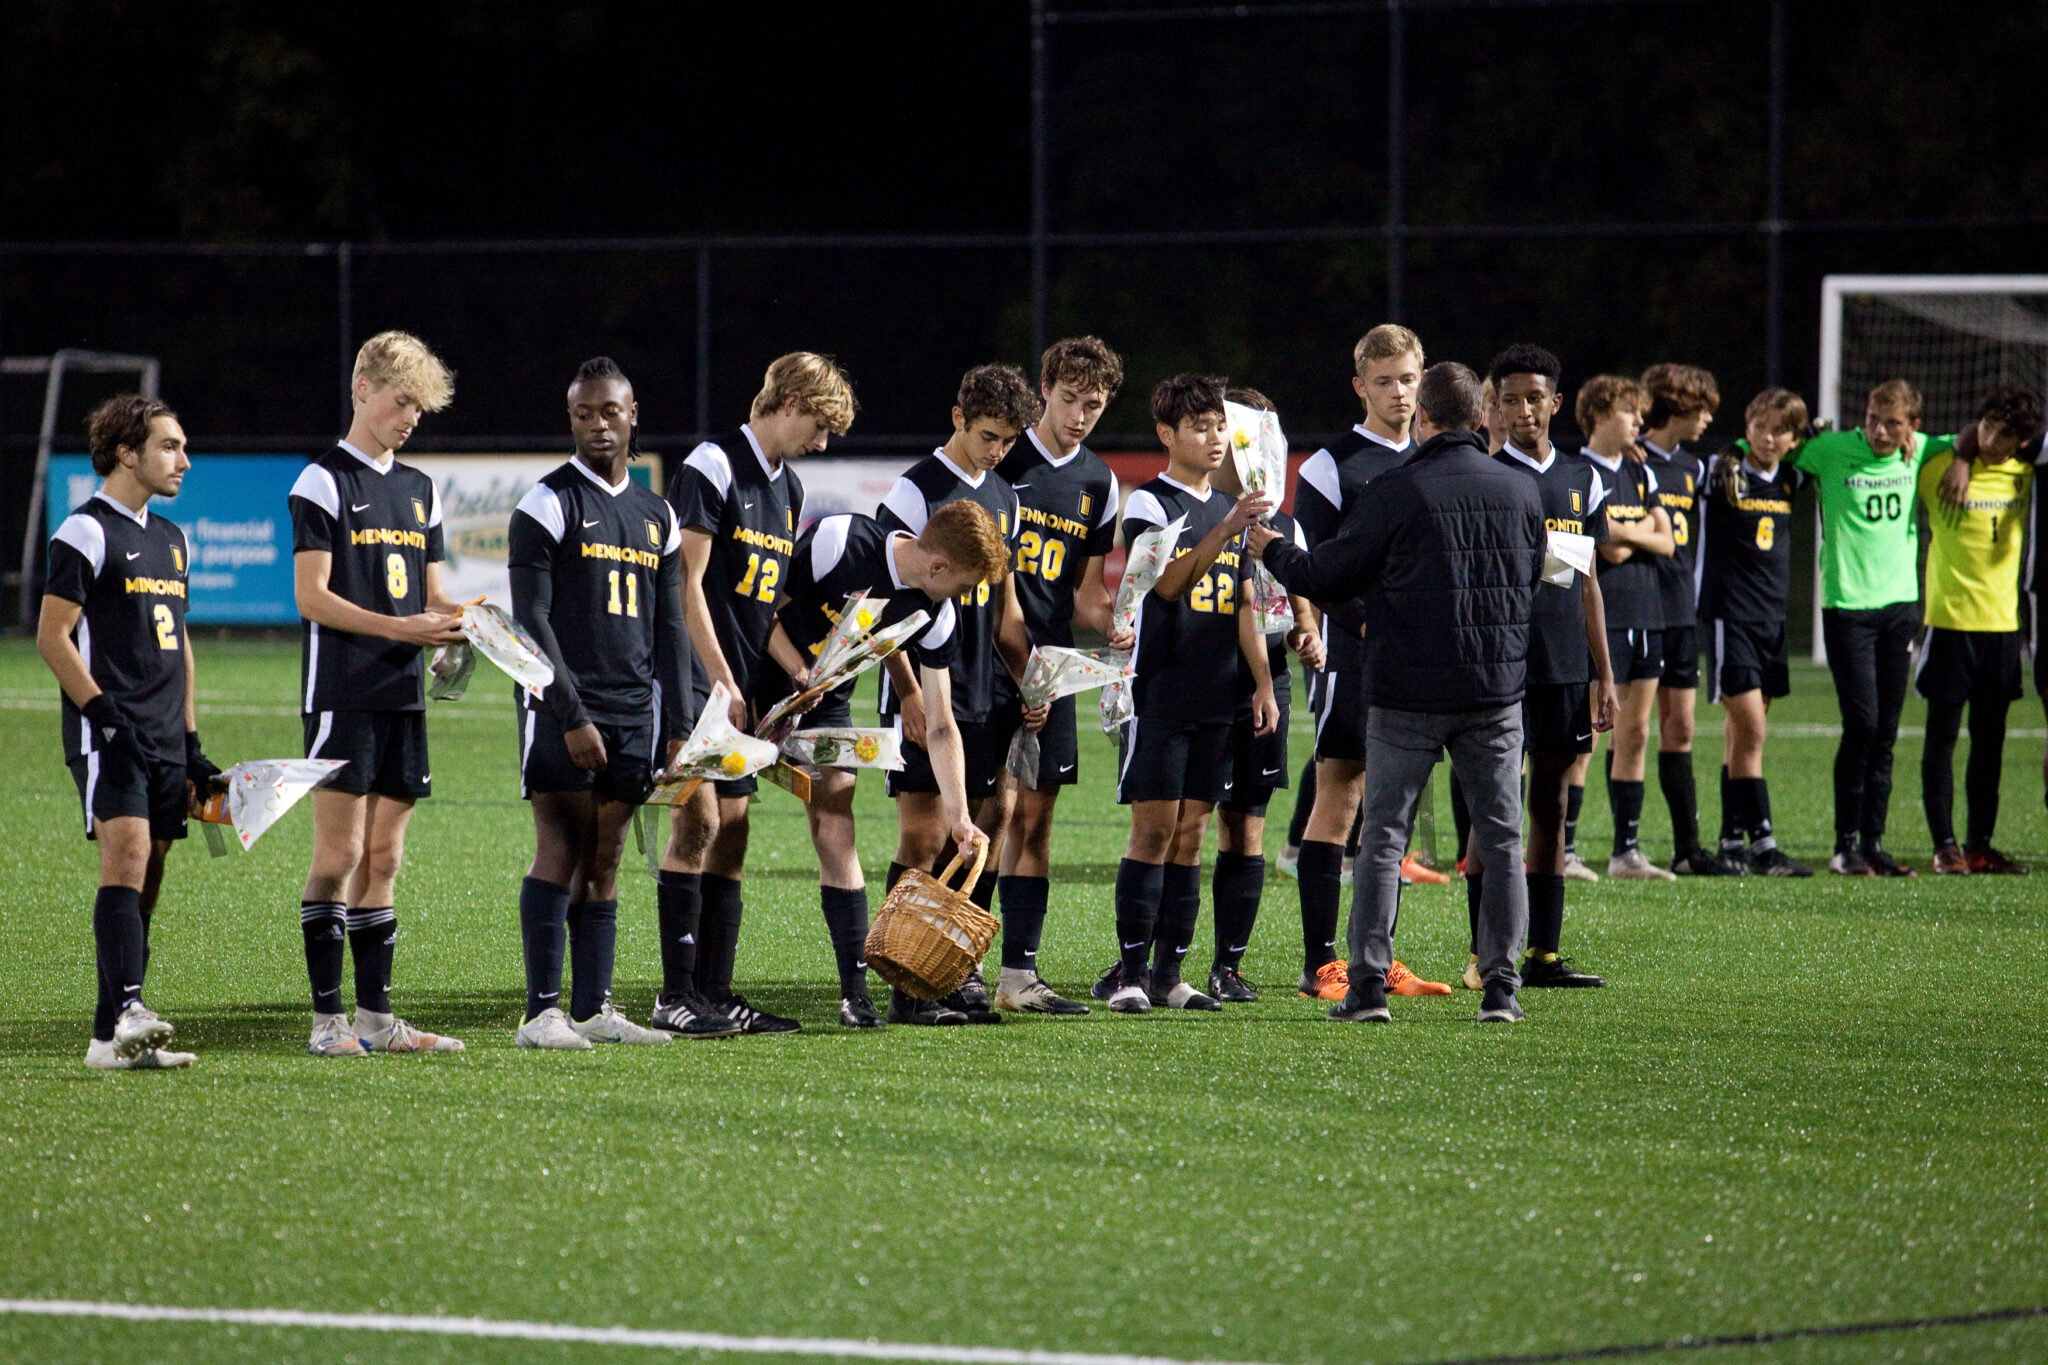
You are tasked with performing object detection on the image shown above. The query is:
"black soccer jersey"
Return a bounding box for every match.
[290,442,447,713]
[1497,445,1610,686]
[1699,455,1808,623]
[1236,511,1307,701]
[46,493,191,764]
[1292,425,1414,672]
[509,457,690,733]
[876,451,1020,722]
[1121,475,1254,727]
[667,426,805,701]
[778,514,960,702]
[995,428,1120,648]
[1581,447,1664,634]
[1642,438,1706,629]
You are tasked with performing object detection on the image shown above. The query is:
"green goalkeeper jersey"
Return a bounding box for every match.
[1793,427,1953,610]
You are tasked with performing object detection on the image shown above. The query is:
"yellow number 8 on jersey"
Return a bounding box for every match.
[386,552,408,599]
[1755,516,1774,551]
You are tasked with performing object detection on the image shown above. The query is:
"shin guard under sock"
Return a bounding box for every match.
[93,886,147,1040]
[519,878,571,1020]
[1606,752,1644,856]
[567,899,618,1021]
[1526,872,1566,958]
[698,874,744,998]
[1113,858,1165,980]
[345,906,396,1014]
[1564,784,1584,856]
[1152,862,1201,986]
[1297,840,1344,970]
[970,870,998,912]
[819,885,870,996]
[1658,750,1699,856]
[1739,778,1776,851]
[996,874,1049,971]
[656,870,701,1001]
[300,900,347,1016]
[1211,851,1263,970]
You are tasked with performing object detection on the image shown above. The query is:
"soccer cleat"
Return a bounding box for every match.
[956,967,992,1012]
[1520,953,1606,988]
[713,993,802,1035]
[1460,954,1483,991]
[994,968,1090,1015]
[1861,843,1916,878]
[1400,852,1451,885]
[1965,844,2029,875]
[1106,981,1152,1014]
[571,1001,673,1045]
[1208,966,1258,1002]
[839,994,883,1029]
[1386,960,1452,996]
[1276,842,1301,879]
[112,1003,174,1060]
[1328,982,1390,1023]
[1932,842,1970,875]
[515,1008,591,1050]
[939,985,1003,1024]
[1091,961,1133,1001]
[887,991,968,1026]
[1477,984,1524,1023]
[1748,846,1812,878]
[1561,851,1600,882]
[1672,847,1736,876]
[651,992,746,1039]
[355,1011,465,1053]
[1340,854,1355,887]
[308,1012,371,1058]
[1298,959,1350,1001]
[86,1037,195,1070]
[1712,844,1753,876]
[1607,849,1677,881]
[1827,848,1875,876]
[1148,979,1221,1011]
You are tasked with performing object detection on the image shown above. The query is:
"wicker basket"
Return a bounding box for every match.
[864,841,997,1000]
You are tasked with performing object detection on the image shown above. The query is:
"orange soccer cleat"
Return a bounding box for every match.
[1386,960,1453,996]
[1298,959,1350,1001]
[1400,853,1452,885]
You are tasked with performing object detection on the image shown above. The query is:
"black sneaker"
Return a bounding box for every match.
[649,993,745,1039]
[1861,843,1917,878]
[1477,984,1524,1023]
[1328,981,1390,1022]
[1091,961,1131,1001]
[1208,966,1259,1002]
[1520,954,1606,988]
[887,991,969,1026]
[839,994,883,1029]
[714,993,801,1035]
[939,985,1003,1024]
[1748,845,1813,878]
[1671,847,1735,876]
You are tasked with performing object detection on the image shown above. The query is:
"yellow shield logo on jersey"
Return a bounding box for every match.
[412,498,427,526]
[1570,489,1583,514]
[171,545,184,572]
[1000,511,1009,534]
[1079,494,1093,518]
[646,520,661,549]
[1686,474,1696,494]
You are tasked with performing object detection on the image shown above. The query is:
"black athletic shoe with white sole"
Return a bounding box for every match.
[1671,847,1735,876]
[1328,982,1390,1022]
[1861,843,1917,878]
[650,993,745,1038]
[839,994,883,1029]
[714,993,802,1035]
[1208,966,1259,1002]
[940,985,1003,1024]
[1091,961,1134,1001]
[1519,955,1606,988]
[888,991,969,1026]
[1477,984,1524,1022]
[1748,846,1812,877]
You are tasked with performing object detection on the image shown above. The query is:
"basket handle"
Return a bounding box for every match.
[934,835,990,893]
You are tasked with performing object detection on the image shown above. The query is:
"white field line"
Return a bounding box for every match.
[0,1299,1275,1365]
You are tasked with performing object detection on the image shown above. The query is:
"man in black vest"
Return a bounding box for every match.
[1249,362,1546,1024]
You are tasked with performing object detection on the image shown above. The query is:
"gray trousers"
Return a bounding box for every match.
[1350,703,1528,993]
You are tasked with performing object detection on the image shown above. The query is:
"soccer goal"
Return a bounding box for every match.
[1812,275,2048,662]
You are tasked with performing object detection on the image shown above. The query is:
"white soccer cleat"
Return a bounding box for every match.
[308,1012,371,1057]
[1107,982,1152,1014]
[516,1007,591,1050]
[1561,852,1601,883]
[1607,849,1677,882]
[112,1003,174,1060]
[354,1010,465,1053]
[571,1001,671,1045]
[85,1037,194,1069]
[1153,980,1223,1012]
[993,967,1090,1015]
[1276,843,1302,879]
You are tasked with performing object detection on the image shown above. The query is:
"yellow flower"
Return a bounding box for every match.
[719,751,748,776]
[854,734,881,762]
[855,608,875,629]
[1233,429,1252,449]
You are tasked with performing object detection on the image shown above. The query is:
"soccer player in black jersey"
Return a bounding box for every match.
[766,501,1009,1027]
[39,397,220,1070]
[658,352,856,1037]
[875,364,1046,1022]
[1578,375,1677,882]
[1701,389,1814,876]
[989,337,1128,1016]
[289,331,466,1058]
[1488,347,1619,990]
[1637,364,1725,876]
[1097,374,1275,1015]
[506,358,699,1050]
[1286,325,1449,1003]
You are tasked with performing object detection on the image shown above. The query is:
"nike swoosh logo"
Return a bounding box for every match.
[1013,483,1033,490]
[351,503,371,512]
[1121,940,1148,950]
[126,551,142,560]
[743,502,756,510]
[420,774,430,782]
[1059,763,1075,773]
[583,519,601,528]
[680,933,695,944]
[1262,767,1282,777]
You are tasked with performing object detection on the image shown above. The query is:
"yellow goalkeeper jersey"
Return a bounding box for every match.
[1917,451,2034,632]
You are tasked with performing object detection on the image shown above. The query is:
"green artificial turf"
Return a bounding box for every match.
[1,638,2044,1365]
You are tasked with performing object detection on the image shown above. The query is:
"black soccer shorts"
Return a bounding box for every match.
[1221,700,1291,815]
[993,677,1081,788]
[1116,716,1235,806]
[304,709,432,800]
[887,709,1021,802]
[1705,618,1790,703]
[519,706,659,806]
[1607,625,1665,683]
[1658,624,1700,690]
[1309,667,1369,763]
[1914,626,2023,707]
[68,745,189,842]
[1521,681,1593,757]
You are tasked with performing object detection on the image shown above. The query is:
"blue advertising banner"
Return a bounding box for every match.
[46,455,304,624]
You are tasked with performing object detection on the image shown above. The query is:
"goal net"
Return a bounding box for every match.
[1812,275,2048,661]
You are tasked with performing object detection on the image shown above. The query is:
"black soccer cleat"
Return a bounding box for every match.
[887,991,969,1026]
[714,993,802,1035]
[1091,961,1135,1001]
[1208,966,1259,1002]
[1671,847,1735,876]
[1748,846,1812,878]
[1520,954,1606,988]
[649,993,745,1039]
[1860,843,1917,878]
[956,967,991,1012]
[939,985,1003,1025]
[839,994,883,1029]
[1709,845,1751,876]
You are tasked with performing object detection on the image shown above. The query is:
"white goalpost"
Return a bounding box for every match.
[1812,275,2048,663]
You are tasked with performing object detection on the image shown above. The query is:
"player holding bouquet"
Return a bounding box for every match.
[39,396,221,1070]
[507,357,699,1049]
[288,331,467,1058]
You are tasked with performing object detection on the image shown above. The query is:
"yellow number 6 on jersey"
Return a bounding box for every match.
[1755,516,1774,551]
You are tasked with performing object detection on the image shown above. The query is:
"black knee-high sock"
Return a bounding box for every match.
[1297,840,1344,970]
[1113,858,1165,980]
[1450,770,1473,866]
[1718,765,1742,849]
[1286,759,1317,847]
[1658,751,1700,857]
[656,870,701,1002]
[93,886,147,1040]
[300,900,347,1015]
[567,899,618,1021]
[1465,868,1483,955]
[997,874,1049,971]
[1564,784,1584,856]
[1211,851,1263,970]
[1922,698,1963,848]
[1152,862,1201,986]
[1738,778,1776,852]
[1527,872,1566,957]
[1964,700,2009,848]
[346,906,396,1014]
[698,873,744,999]
[138,905,152,979]
[1606,750,1644,856]
[519,877,571,1020]
[884,861,910,895]
[970,871,998,913]
[820,885,870,996]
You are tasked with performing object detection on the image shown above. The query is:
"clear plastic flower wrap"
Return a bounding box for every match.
[782,727,903,771]
[646,681,781,804]
[1542,529,1596,587]
[1226,399,1297,635]
[193,758,351,854]
[754,595,930,735]
[1005,646,1131,785]
[1111,514,1188,639]
[427,640,477,701]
